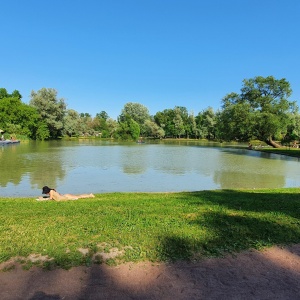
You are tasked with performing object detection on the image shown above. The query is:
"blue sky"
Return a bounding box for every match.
[1,0,299,119]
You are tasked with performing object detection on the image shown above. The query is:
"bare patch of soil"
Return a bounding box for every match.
[0,244,300,300]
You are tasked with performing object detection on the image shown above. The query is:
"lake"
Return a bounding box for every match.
[1,140,299,197]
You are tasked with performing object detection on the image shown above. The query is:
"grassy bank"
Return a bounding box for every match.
[256,147,300,158]
[1,189,300,269]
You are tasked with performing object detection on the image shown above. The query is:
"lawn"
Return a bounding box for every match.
[1,189,300,269]
[256,147,300,158]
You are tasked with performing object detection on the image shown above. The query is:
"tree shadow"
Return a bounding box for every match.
[1,212,300,299]
[29,291,60,300]
[74,243,300,299]
[155,211,300,261]
[185,189,300,219]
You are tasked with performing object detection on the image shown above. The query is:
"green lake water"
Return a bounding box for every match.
[0,140,299,197]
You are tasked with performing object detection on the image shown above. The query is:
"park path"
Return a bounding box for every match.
[0,244,300,300]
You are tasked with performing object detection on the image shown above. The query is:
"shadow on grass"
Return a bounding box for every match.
[156,190,300,260]
[156,213,300,261]
[185,189,300,218]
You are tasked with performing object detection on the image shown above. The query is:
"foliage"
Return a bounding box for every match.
[35,121,50,140]
[63,109,81,137]
[119,102,151,135]
[185,112,198,138]
[0,88,9,99]
[119,102,150,125]
[30,88,67,139]
[173,107,186,138]
[96,111,109,120]
[106,118,118,138]
[92,111,110,137]
[0,188,299,268]
[144,119,165,138]
[117,114,140,140]
[154,106,190,138]
[154,108,176,137]
[1,75,299,143]
[218,76,297,147]
[196,107,217,139]
[0,91,39,138]
[0,88,22,100]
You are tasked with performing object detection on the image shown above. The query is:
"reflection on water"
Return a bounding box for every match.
[0,140,299,197]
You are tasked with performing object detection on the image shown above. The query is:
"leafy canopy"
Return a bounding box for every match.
[30,88,67,139]
[219,76,297,147]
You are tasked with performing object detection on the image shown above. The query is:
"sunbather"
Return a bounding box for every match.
[38,186,95,201]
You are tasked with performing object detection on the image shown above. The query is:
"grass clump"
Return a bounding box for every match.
[0,189,300,269]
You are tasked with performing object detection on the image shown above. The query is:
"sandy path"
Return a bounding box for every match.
[1,244,300,300]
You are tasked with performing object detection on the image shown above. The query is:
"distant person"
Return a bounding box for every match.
[1,134,4,140]
[38,186,95,201]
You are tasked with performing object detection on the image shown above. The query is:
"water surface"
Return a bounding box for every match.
[0,140,299,197]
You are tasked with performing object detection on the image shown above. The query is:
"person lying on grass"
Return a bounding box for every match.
[37,186,95,201]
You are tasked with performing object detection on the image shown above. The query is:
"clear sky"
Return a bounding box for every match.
[1,0,299,119]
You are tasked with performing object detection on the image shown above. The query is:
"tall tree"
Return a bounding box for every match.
[144,119,165,138]
[173,107,185,138]
[186,112,198,139]
[106,118,118,138]
[0,90,39,138]
[63,109,81,137]
[78,113,93,135]
[96,111,109,120]
[93,111,110,137]
[119,102,150,135]
[219,76,297,147]
[0,88,9,99]
[286,113,300,142]
[154,106,189,138]
[117,114,140,140]
[196,107,217,140]
[154,109,174,137]
[11,90,22,100]
[30,88,67,139]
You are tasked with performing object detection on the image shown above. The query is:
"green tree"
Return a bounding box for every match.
[219,76,297,147]
[154,108,176,137]
[64,109,81,137]
[106,118,118,138]
[11,90,22,100]
[173,107,185,138]
[186,112,199,139]
[93,111,110,137]
[154,106,189,138]
[285,113,300,143]
[196,107,217,140]
[30,88,66,139]
[0,88,9,99]
[119,102,150,135]
[96,111,109,120]
[78,112,95,136]
[35,121,50,140]
[144,119,165,138]
[0,92,39,138]
[117,114,140,140]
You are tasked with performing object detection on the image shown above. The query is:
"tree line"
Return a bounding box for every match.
[0,76,299,147]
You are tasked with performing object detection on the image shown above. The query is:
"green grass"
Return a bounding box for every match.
[1,189,300,269]
[256,147,300,158]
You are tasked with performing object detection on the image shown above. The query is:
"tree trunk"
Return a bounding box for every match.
[265,137,282,148]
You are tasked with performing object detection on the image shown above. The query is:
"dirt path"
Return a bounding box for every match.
[1,244,300,300]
